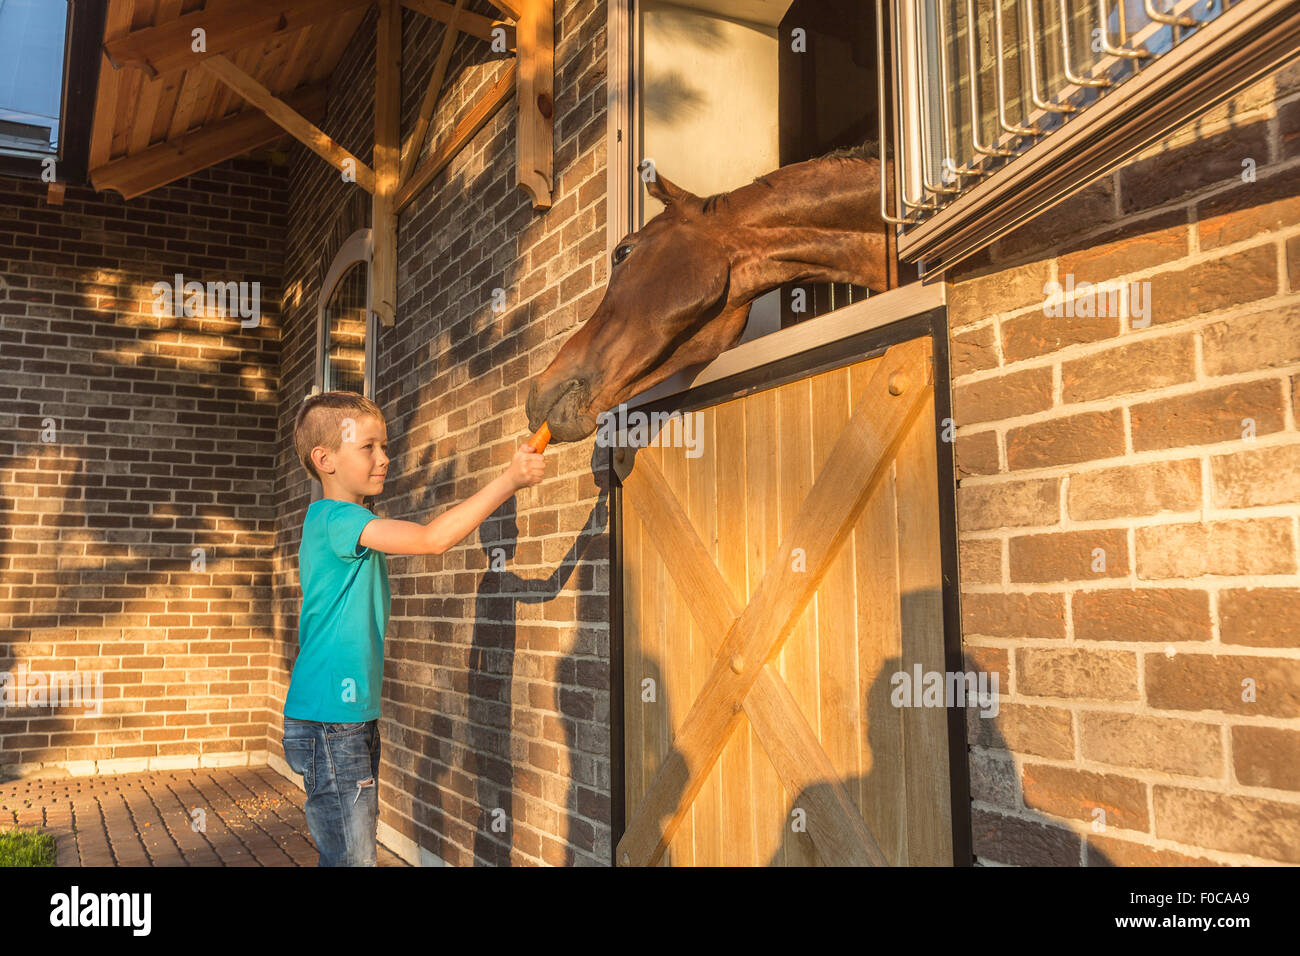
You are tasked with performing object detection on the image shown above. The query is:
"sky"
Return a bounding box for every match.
[0,0,69,154]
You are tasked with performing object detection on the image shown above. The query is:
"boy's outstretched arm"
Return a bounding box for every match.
[357,443,545,555]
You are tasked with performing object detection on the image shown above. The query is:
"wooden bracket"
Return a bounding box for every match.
[371,0,402,329]
[514,0,553,209]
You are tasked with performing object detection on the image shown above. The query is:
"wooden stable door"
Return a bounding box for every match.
[616,336,953,866]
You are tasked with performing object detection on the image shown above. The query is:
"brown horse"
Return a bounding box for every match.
[524,143,892,442]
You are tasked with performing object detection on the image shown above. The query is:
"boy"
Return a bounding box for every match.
[281,390,544,866]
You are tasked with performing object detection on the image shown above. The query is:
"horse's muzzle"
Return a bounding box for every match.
[525,377,596,442]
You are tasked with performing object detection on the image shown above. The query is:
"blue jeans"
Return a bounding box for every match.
[281,716,380,866]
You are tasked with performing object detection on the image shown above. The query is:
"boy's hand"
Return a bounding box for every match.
[506,443,545,490]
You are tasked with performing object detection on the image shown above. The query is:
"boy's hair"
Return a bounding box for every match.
[294,390,385,482]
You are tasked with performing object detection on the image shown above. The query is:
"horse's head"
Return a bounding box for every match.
[524,169,754,442]
[525,148,888,442]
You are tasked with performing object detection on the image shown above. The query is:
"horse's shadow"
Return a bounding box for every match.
[764,637,1116,866]
[619,600,1115,867]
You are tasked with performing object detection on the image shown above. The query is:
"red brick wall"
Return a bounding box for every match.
[0,161,287,778]
[273,0,612,866]
[950,60,1300,865]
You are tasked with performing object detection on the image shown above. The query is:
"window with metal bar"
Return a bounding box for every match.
[877,0,1300,274]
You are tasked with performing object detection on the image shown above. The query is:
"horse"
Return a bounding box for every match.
[524,142,893,443]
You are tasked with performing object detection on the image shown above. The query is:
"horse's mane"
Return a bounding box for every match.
[813,138,882,162]
[698,139,884,213]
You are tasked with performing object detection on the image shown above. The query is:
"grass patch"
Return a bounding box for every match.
[0,828,57,866]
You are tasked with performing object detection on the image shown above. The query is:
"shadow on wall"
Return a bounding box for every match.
[0,269,279,779]
[437,443,610,866]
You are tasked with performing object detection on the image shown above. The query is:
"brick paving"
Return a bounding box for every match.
[0,767,408,867]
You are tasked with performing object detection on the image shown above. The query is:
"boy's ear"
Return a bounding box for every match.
[311,445,333,476]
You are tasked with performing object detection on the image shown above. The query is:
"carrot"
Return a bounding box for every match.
[527,421,551,453]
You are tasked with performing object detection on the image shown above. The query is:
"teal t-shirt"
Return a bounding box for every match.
[284,498,390,722]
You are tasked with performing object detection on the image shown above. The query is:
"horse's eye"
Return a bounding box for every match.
[612,242,634,267]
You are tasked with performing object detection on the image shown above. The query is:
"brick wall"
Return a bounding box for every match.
[273,0,612,866]
[0,161,288,778]
[949,59,1300,865]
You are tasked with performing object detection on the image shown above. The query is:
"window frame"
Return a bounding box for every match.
[0,0,104,185]
[315,227,376,401]
[310,227,375,500]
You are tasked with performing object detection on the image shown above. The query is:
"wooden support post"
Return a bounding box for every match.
[372,0,402,328]
[515,0,553,209]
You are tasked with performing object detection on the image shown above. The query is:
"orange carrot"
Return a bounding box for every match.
[527,421,551,453]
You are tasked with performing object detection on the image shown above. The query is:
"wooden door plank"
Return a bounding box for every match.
[644,444,669,867]
[620,493,644,838]
[689,408,732,865]
[659,436,697,866]
[739,390,787,865]
[776,376,819,866]
[895,390,954,866]
[713,396,768,865]
[810,367,863,802]
[616,336,932,867]
[853,429,906,863]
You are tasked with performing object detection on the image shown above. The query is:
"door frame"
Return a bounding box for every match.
[607,303,972,866]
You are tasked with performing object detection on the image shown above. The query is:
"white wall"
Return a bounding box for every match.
[638,0,788,341]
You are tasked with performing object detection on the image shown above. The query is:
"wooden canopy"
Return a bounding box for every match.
[87,0,555,326]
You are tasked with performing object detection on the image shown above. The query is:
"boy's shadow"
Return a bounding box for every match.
[462,447,610,866]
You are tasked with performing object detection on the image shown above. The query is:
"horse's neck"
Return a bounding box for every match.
[725,162,887,297]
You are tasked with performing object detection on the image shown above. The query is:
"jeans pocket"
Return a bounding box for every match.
[325,721,367,737]
[283,737,316,793]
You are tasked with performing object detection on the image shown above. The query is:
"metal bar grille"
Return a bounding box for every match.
[875,0,1298,273]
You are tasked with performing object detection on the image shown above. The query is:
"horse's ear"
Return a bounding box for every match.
[645,170,699,209]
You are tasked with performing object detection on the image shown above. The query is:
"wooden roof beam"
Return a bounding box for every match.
[486,1,522,20]
[394,59,517,215]
[400,0,468,185]
[103,0,373,79]
[89,85,327,200]
[201,55,376,193]
[400,0,516,50]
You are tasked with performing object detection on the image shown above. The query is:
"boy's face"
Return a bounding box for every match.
[313,413,388,501]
